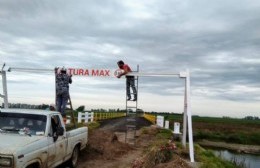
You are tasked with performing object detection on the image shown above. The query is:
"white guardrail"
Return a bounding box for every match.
[66,111,94,124]
[78,111,94,123]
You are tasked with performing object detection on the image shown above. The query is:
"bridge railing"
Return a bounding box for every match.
[94,112,126,121]
[143,113,156,124]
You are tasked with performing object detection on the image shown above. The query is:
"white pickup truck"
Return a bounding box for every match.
[0,109,88,168]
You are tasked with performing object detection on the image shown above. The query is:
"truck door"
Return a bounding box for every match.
[47,135,56,167]
[47,115,67,168]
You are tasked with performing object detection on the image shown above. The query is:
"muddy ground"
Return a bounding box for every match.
[78,116,151,168]
[73,116,190,168]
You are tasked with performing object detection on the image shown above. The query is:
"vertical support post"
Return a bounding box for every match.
[2,71,8,108]
[182,78,187,147]
[186,70,195,162]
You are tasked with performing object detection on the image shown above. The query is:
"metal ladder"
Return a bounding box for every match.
[55,68,77,128]
[125,66,139,145]
[66,95,77,128]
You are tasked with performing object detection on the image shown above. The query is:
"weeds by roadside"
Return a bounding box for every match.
[195,145,246,168]
[137,126,246,168]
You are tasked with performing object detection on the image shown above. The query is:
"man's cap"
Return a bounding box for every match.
[61,66,66,71]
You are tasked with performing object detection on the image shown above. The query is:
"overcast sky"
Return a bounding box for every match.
[0,0,260,118]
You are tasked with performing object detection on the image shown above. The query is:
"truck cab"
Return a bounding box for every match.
[0,109,88,168]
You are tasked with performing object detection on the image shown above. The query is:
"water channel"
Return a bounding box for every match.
[212,149,260,168]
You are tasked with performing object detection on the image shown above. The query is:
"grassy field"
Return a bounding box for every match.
[140,127,243,168]
[150,113,260,145]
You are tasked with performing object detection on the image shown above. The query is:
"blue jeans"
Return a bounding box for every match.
[127,77,137,99]
[56,93,69,116]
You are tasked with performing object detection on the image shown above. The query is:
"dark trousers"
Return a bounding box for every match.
[127,77,137,99]
[56,93,69,116]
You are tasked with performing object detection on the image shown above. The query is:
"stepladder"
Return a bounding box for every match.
[65,94,77,128]
[125,67,139,145]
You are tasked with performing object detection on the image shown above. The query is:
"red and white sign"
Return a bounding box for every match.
[67,68,120,77]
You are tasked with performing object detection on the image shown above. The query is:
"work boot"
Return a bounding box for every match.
[133,97,137,101]
[127,97,131,101]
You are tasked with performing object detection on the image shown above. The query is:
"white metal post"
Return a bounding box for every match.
[2,71,8,108]
[186,70,195,162]
[182,78,187,148]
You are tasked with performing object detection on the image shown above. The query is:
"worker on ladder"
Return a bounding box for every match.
[56,67,72,122]
[117,60,137,101]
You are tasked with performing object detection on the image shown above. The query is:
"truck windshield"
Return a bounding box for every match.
[0,112,47,136]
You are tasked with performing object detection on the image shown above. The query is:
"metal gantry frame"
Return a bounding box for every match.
[126,69,195,163]
[2,65,195,162]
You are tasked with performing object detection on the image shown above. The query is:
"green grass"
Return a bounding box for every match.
[152,113,260,125]
[148,113,260,145]
[156,129,173,140]
[145,128,242,168]
[195,145,244,168]
[194,131,260,145]
[192,116,260,125]
[85,121,100,130]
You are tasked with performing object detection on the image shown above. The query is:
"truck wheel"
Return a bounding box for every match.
[69,146,80,168]
[26,163,39,168]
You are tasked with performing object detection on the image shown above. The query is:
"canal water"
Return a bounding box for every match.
[212,149,260,168]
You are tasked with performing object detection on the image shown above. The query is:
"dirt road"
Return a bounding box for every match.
[99,116,152,131]
[58,116,152,168]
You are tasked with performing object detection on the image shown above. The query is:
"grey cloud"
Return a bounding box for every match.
[1,0,260,105]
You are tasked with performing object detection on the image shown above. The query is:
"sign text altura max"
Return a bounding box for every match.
[67,68,114,77]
